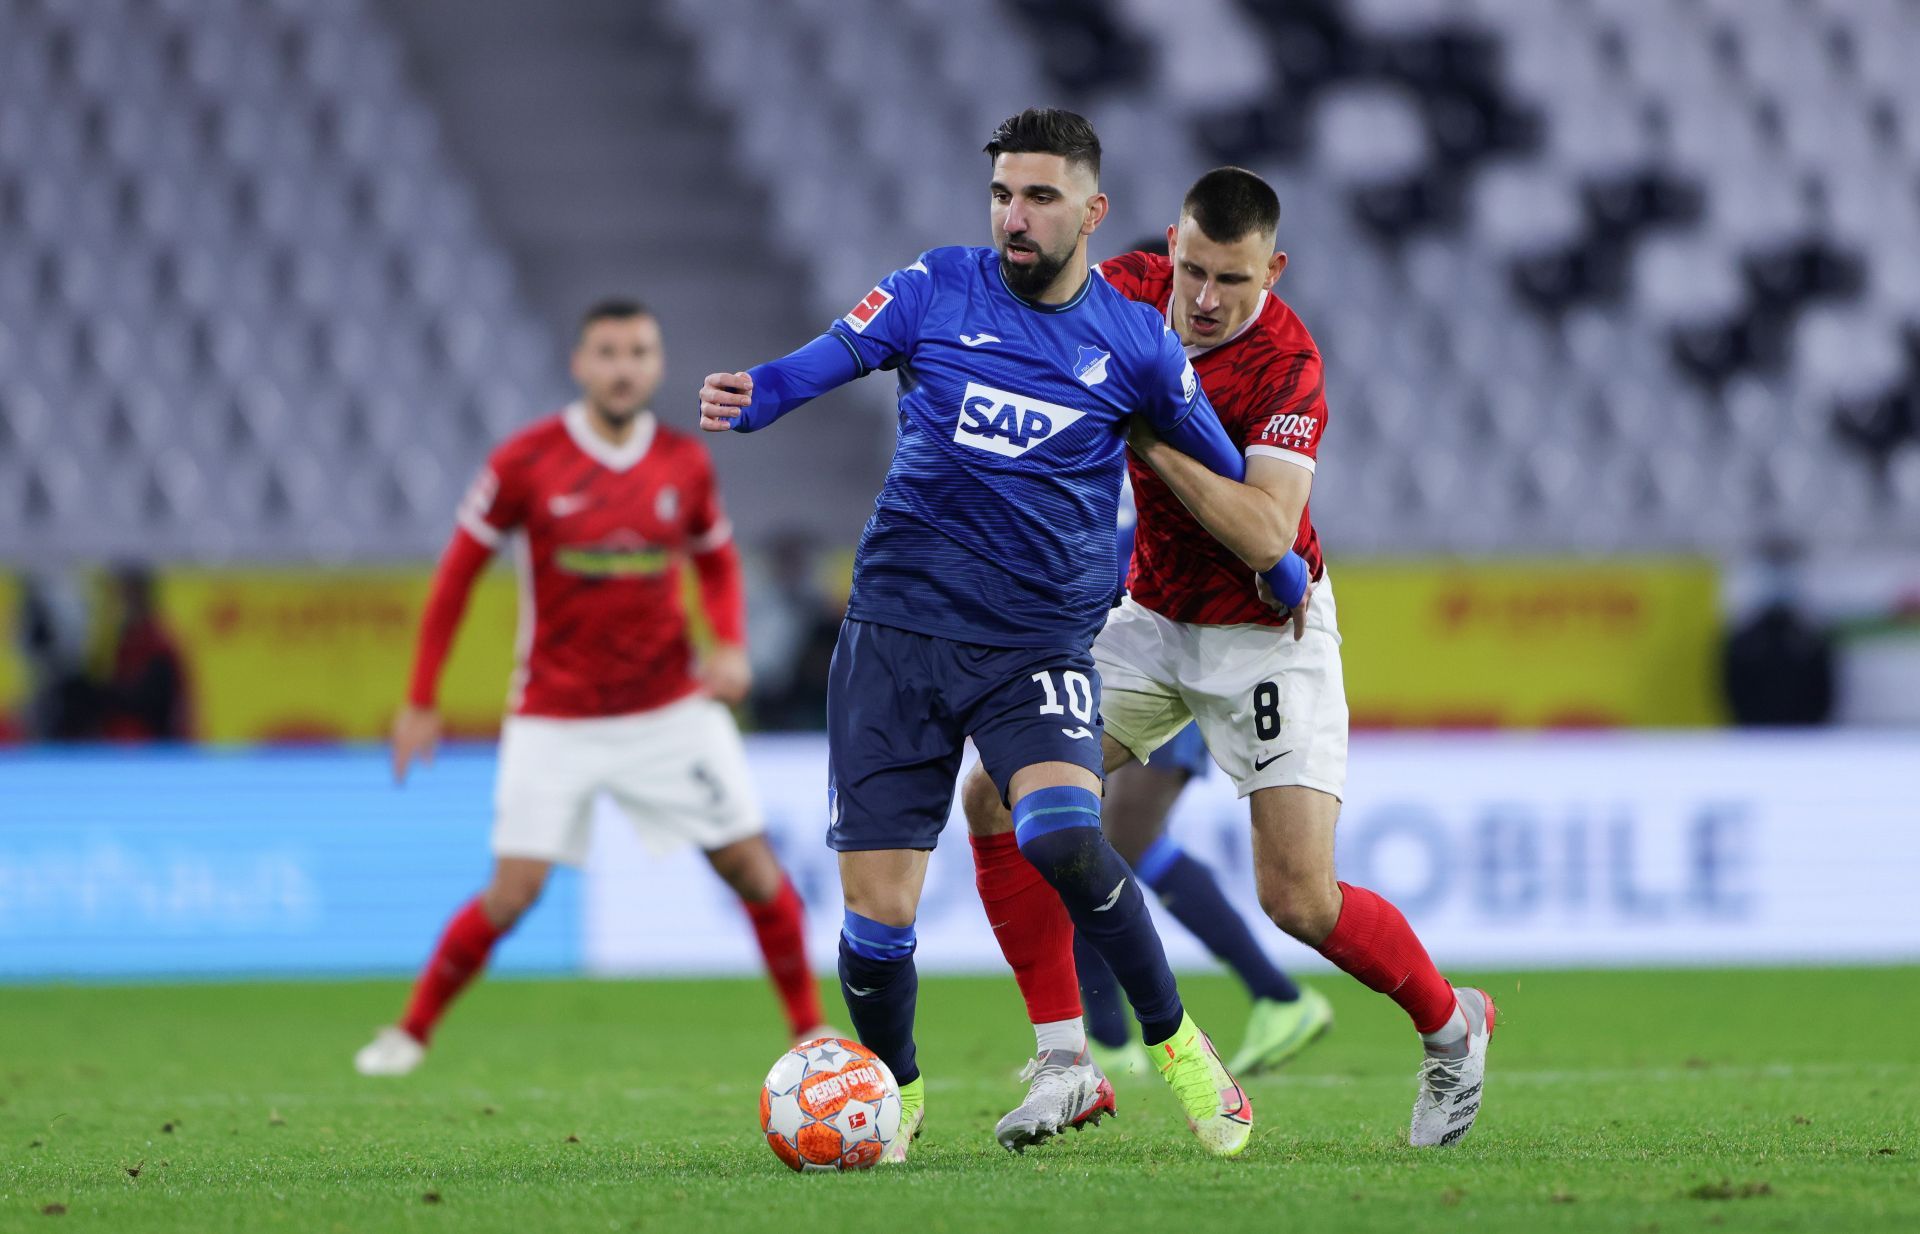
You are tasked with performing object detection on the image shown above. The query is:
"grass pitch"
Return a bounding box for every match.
[3,967,1915,1233]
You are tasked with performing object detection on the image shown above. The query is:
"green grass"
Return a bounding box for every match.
[3,968,1916,1233]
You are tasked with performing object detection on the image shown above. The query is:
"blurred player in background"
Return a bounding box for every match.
[354,300,826,1077]
[1073,481,1332,1083]
[965,168,1496,1148]
[699,109,1282,1160]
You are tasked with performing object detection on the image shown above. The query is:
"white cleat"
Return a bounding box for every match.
[1410,987,1496,1147]
[994,1048,1119,1153]
[793,1025,841,1047]
[354,1025,426,1077]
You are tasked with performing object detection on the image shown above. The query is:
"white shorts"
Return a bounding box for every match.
[492,694,763,866]
[1093,576,1349,800]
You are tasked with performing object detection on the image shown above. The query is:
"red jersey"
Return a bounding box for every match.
[1097,251,1328,627]
[411,404,743,719]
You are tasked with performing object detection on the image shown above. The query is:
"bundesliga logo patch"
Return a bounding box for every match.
[843,287,892,334]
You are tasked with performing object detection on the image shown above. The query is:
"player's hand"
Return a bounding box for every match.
[699,371,753,431]
[1256,573,1312,642]
[1126,416,1165,456]
[697,642,753,705]
[391,704,442,785]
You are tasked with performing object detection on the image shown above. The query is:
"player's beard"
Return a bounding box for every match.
[998,236,1071,300]
[591,387,645,428]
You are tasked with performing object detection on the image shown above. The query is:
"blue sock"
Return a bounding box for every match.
[1073,929,1132,1048]
[1015,786,1185,1045]
[837,910,919,1085]
[1138,838,1301,1004]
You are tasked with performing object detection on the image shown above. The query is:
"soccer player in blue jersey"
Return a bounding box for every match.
[698,109,1276,1159]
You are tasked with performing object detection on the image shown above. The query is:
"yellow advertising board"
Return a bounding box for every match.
[0,574,23,738]
[1333,558,1723,728]
[0,557,1722,742]
[154,567,524,743]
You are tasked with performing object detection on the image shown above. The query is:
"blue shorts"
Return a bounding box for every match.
[1143,721,1210,780]
[826,619,1106,852]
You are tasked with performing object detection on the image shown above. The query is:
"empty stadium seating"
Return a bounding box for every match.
[4,0,1917,563]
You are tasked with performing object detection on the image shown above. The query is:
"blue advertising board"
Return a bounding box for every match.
[0,747,579,980]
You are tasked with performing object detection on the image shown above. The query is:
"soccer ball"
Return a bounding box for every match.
[760,1036,902,1172]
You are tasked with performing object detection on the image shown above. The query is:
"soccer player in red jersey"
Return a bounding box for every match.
[963,169,1495,1147]
[354,300,826,1076]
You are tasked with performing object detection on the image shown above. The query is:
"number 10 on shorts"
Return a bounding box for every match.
[1031,670,1095,722]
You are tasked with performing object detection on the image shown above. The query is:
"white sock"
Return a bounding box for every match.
[1035,1016,1087,1055]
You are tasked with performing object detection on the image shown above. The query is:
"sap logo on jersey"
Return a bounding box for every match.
[955,382,1088,458]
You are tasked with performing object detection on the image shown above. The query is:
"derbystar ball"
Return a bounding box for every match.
[759,1037,902,1172]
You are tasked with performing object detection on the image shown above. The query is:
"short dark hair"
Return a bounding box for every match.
[578,298,653,337]
[1181,167,1280,244]
[983,108,1101,182]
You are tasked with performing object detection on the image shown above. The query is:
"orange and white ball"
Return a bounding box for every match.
[760,1037,902,1172]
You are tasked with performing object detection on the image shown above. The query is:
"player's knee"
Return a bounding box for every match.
[708,837,783,902]
[483,871,546,926]
[960,765,1012,836]
[838,909,915,971]
[1257,876,1339,945]
[841,884,918,929]
[1012,785,1110,893]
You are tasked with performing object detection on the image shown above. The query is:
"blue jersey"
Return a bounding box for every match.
[827,246,1217,649]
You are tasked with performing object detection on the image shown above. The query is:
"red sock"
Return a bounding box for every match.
[401,896,505,1044]
[970,831,1081,1024]
[743,878,824,1037]
[1316,882,1458,1034]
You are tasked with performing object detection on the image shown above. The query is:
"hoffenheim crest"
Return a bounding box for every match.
[1073,346,1111,387]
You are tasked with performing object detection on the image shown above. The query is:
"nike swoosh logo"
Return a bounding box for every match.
[844,984,879,998]
[1060,726,1093,740]
[1253,750,1293,771]
[1092,878,1127,912]
[547,493,592,517]
[959,332,1000,347]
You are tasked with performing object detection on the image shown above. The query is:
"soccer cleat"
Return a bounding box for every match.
[1152,1012,1253,1157]
[994,1047,1118,1153]
[793,1025,841,1047]
[353,1026,426,1077]
[1227,985,1334,1076]
[1409,987,1496,1148]
[881,1075,925,1164]
[1088,1037,1153,1081]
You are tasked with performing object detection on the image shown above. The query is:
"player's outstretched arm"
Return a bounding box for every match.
[1129,426,1314,637]
[1130,424,1307,572]
[697,333,862,433]
[1151,392,1246,482]
[394,529,493,783]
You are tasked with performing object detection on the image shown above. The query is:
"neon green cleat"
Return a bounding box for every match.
[882,1075,924,1164]
[1227,985,1334,1076]
[1152,1012,1253,1157]
[1088,1037,1153,1081]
